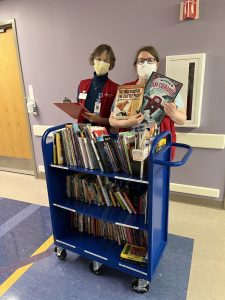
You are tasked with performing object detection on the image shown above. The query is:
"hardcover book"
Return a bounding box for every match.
[112,84,144,119]
[120,243,147,266]
[143,72,183,125]
[55,131,64,165]
[119,132,136,175]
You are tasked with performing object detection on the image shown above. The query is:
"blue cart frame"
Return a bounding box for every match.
[42,124,192,292]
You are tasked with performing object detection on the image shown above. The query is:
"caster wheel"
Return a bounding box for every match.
[54,247,67,260]
[132,279,149,293]
[89,261,104,275]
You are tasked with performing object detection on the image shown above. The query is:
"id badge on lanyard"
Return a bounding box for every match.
[94,93,103,115]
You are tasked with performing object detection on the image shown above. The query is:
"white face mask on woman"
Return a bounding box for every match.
[137,61,157,80]
[94,59,110,76]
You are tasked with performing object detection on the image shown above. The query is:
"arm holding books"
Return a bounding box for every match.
[109,112,144,128]
[109,101,186,128]
[164,102,186,125]
[83,112,110,126]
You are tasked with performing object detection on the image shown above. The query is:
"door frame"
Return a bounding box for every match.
[0,18,37,177]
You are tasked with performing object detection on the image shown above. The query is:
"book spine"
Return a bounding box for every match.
[78,137,89,168]
[66,128,76,166]
[96,175,112,206]
[118,135,130,174]
[83,138,94,169]
[55,131,64,165]
[90,140,104,171]
[122,192,137,214]
[52,133,57,165]
[66,126,78,166]
[103,142,117,172]
[114,191,126,210]
[116,191,132,214]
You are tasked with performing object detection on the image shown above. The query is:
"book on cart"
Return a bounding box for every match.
[112,84,144,119]
[143,72,183,125]
[120,243,147,267]
[54,102,90,120]
[52,123,167,180]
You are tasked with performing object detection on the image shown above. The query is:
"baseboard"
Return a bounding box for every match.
[176,132,225,149]
[170,183,220,198]
[33,125,53,137]
[170,192,224,209]
[37,171,46,179]
[38,165,45,173]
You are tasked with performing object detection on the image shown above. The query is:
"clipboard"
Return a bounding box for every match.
[54,102,90,119]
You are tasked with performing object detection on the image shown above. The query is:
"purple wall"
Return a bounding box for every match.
[0,0,225,201]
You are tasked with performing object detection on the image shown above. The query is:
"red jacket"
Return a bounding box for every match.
[125,80,176,159]
[77,78,118,123]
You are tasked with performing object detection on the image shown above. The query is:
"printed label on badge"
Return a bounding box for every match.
[94,102,101,114]
[79,92,87,100]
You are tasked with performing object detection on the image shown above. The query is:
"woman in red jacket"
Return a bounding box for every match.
[109,46,186,159]
[77,44,118,128]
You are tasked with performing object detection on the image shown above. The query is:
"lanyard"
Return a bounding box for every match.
[96,92,103,103]
[94,93,103,115]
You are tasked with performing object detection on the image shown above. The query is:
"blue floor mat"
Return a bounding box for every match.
[0,198,193,299]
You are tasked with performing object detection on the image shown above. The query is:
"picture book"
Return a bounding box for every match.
[120,243,147,266]
[143,72,183,125]
[112,84,144,119]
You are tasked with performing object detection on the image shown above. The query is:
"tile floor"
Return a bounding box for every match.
[0,171,225,300]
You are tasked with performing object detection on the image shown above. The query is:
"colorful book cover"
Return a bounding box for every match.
[120,243,147,266]
[143,72,183,125]
[112,84,144,119]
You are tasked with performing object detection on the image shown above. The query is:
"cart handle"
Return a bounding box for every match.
[154,143,192,167]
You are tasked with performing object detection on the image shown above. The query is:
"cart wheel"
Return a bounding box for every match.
[54,247,67,260]
[89,261,104,275]
[132,279,149,293]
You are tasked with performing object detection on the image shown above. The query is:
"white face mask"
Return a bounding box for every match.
[137,61,157,80]
[94,59,110,76]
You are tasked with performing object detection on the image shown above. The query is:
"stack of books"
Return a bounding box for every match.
[72,212,147,247]
[66,174,147,215]
[52,123,161,179]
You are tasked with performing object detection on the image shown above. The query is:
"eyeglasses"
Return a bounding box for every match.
[136,58,156,65]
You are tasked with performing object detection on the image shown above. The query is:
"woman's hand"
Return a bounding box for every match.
[129,113,144,125]
[163,102,177,118]
[109,112,144,128]
[83,112,109,125]
[164,102,186,125]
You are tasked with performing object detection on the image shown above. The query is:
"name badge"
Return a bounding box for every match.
[94,101,101,115]
[79,92,87,100]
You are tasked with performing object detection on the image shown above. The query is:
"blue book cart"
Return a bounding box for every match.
[42,124,192,293]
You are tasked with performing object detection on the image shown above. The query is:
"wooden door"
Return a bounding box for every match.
[0,26,34,174]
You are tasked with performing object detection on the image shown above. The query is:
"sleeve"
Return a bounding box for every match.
[175,92,185,109]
